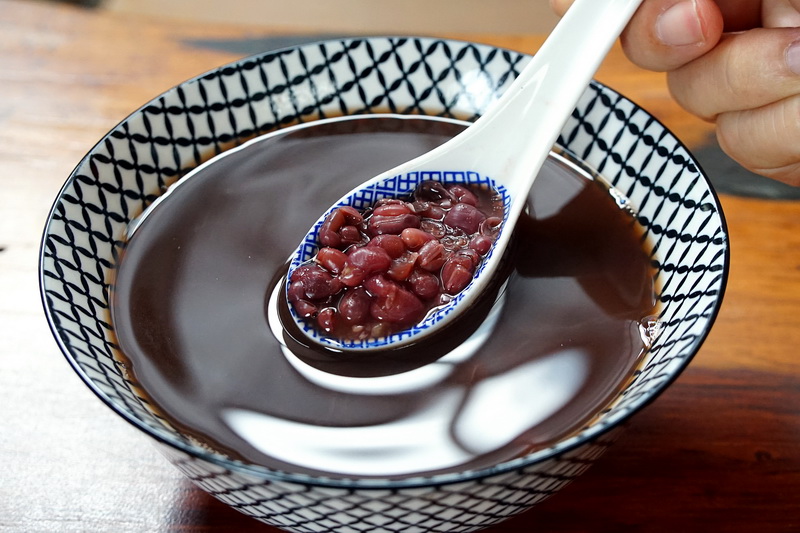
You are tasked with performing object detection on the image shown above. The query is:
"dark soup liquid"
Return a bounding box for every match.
[110,115,657,479]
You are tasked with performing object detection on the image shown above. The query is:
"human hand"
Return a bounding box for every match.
[550,0,800,185]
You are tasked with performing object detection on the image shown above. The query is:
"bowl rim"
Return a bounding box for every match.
[38,35,731,489]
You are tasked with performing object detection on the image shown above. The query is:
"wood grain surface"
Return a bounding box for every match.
[2,1,799,531]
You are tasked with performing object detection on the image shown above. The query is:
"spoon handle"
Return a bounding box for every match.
[441,0,644,221]
[285,0,645,351]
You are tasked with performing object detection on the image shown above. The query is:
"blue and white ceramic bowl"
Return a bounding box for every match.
[40,37,729,532]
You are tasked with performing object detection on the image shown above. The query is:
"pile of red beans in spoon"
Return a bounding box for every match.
[287,180,504,341]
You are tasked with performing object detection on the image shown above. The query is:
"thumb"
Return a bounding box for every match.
[551,0,725,72]
[622,0,724,71]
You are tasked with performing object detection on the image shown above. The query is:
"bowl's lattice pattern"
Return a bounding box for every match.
[41,37,728,532]
[158,431,618,533]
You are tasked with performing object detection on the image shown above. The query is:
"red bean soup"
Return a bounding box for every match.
[110,115,658,479]
[288,180,504,342]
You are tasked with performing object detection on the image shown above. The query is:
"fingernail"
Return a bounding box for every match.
[656,0,705,47]
[786,40,800,75]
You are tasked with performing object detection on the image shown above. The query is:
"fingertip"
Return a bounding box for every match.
[656,0,706,46]
[687,0,725,45]
[549,0,572,18]
[620,0,724,72]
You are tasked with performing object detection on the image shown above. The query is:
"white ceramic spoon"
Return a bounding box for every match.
[285,0,644,351]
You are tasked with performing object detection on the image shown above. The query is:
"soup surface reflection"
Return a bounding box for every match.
[110,115,657,479]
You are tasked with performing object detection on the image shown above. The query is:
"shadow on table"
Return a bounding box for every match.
[492,366,800,532]
[168,480,279,531]
[693,134,800,200]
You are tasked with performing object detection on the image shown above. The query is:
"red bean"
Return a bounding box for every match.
[443,203,486,234]
[292,299,317,318]
[318,209,345,247]
[370,286,424,324]
[338,206,363,224]
[373,203,412,216]
[347,246,392,274]
[290,263,340,299]
[338,288,371,324]
[317,308,337,332]
[400,228,435,250]
[318,207,364,248]
[316,247,348,274]
[290,263,321,283]
[367,213,421,236]
[339,264,366,287]
[448,184,478,206]
[339,225,362,244]
[408,269,440,299]
[417,240,446,272]
[363,274,397,298]
[468,234,494,255]
[301,267,341,300]
[443,254,475,279]
[387,252,418,281]
[287,280,306,302]
[454,248,481,269]
[413,201,446,220]
[367,234,406,258]
[441,260,473,294]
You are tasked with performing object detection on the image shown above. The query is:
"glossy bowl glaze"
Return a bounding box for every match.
[40,37,729,532]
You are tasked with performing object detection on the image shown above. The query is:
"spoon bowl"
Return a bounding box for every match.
[286,0,645,350]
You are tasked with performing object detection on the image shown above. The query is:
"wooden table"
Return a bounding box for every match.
[2,1,799,531]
